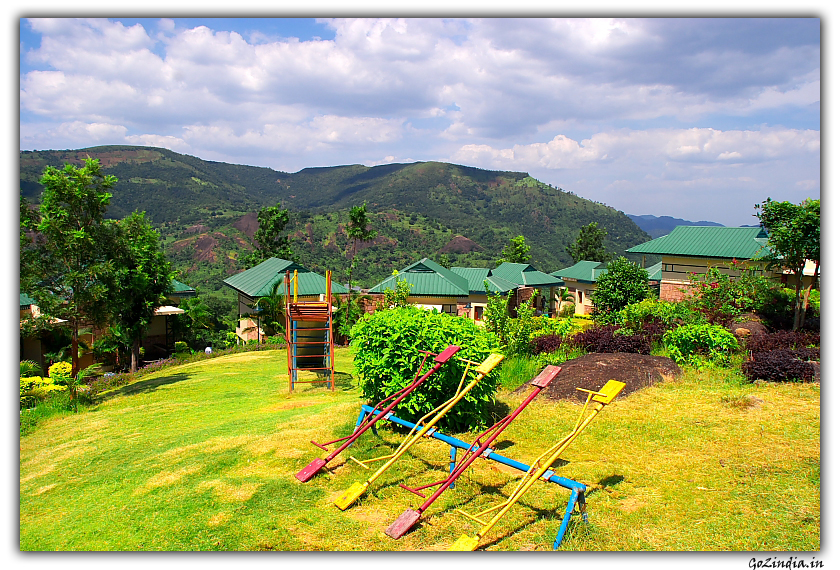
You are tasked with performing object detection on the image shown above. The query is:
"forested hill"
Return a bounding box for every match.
[20,145,651,295]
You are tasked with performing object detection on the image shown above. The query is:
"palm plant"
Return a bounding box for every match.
[253,280,286,338]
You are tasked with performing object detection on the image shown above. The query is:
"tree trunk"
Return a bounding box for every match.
[131,337,141,373]
[798,260,819,330]
[792,269,804,331]
[71,321,80,377]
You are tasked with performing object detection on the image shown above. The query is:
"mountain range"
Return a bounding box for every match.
[21,145,685,315]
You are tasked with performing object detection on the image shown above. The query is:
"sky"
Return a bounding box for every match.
[18,16,820,226]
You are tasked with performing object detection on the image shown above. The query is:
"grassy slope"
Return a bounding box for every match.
[19,349,820,551]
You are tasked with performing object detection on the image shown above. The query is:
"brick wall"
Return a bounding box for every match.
[659,282,693,302]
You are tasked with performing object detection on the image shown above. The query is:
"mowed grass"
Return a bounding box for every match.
[20,348,820,551]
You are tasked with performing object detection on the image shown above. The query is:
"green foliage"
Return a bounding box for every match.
[174,341,191,354]
[332,292,370,344]
[381,271,412,309]
[566,222,610,263]
[108,210,174,371]
[48,362,72,382]
[22,158,118,375]
[498,235,532,264]
[20,360,43,378]
[663,324,740,368]
[590,257,652,324]
[20,376,68,408]
[350,306,501,431]
[754,197,820,329]
[616,298,705,333]
[686,266,777,325]
[504,291,538,356]
[253,280,286,337]
[244,203,297,265]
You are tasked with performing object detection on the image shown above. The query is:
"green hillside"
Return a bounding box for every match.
[20,145,651,306]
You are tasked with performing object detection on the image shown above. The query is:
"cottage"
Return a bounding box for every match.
[626,226,777,302]
[449,267,518,320]
[223,257,347,342]
[552,261,662,315]
[368,258,469,315]
[489,262,564,316]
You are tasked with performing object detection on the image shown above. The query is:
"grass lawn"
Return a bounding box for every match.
[19,347,820,551]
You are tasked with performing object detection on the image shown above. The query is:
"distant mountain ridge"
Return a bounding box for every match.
[627,214,724,239]
[20,145,652,303]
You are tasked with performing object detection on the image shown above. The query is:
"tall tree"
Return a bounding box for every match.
[345,202,377,321]
[566,222,610,263]
[245,203,297,266]
[755,198,820,330]
[498,235,531,265]
[108,211,174,372]
[21,158,118,376]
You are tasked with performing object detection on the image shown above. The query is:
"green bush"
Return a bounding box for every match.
[174,341,191,354]
[616,298,704,333]
[48,361,72,383]
[351,306,502,431]
[20,376,67,408]
[663,323,740,368]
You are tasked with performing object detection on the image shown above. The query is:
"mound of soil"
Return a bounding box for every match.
[514,353,683,402]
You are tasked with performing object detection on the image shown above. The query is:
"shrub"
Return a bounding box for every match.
[662,323,739,368]
[746,330,819,357]
[48,361,72,383]
[590,257,652,325]
[570,326,651,355]
[20,376,67,408]
[350,306,501,431]
[742,349,815,383]
[20,360,42,378]
[174,341,191,354]
[530,334,567,355]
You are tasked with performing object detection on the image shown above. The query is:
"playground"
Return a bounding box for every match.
[19,346,820,551]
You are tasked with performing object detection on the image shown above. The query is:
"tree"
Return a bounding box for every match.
[345,202,377,321]
[107,211,174,372]
[590,257,651,324]
[245,203,297,266]
[755,198,820,330]
[21,158,118,376]
[253,280,286,338]
[566,222,610,263]
[498,235,531,264]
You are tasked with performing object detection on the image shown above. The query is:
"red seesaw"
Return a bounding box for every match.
[385,364,561,539]
[295,345,461,482]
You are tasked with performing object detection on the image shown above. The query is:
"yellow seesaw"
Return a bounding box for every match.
[333,352,505,511]
[448,379,625,551]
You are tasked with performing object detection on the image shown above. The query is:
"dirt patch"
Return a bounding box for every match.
[514,353,683,402]
[439,235,483,254]
[233,212,259,238]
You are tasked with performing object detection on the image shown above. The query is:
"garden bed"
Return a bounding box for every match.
[514,352,683,402]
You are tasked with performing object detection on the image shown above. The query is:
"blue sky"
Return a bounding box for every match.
[19,16,821,226]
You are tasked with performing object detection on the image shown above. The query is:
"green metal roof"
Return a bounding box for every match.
[552,261,607,283]
[626,226,771,259]
[369,258,469,296]
[20,292,37,309]
[450,267,518,294]
[171,279,196,297]
[553,260,662,283]
[492,262,564,287]
[223,257,347,298]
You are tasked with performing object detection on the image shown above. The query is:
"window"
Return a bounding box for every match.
[442,304,457,315]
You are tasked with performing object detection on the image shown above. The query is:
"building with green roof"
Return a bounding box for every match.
[626,226,775,301]
[490,262,564,316]
[449,266,518,321]
[369,258,469,315]
[223,257,347,341]
[552,259,662,315]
